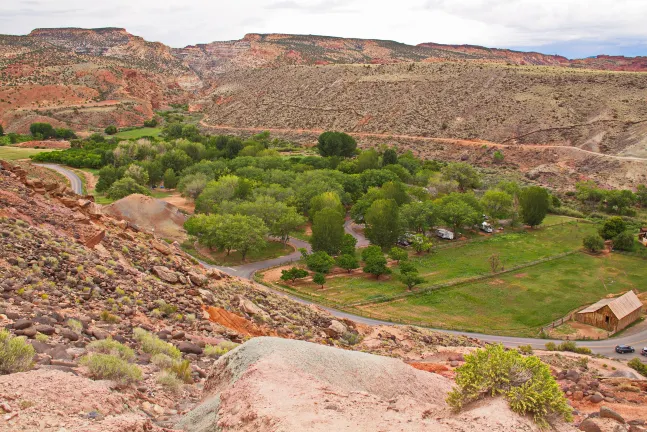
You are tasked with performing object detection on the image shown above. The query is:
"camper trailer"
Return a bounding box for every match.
[480,222,493,233]
[436,229,455,240]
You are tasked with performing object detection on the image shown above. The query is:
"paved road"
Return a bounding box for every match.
[34,163,84,195]
[344,219,370,247]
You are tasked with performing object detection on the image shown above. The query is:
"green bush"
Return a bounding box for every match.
[517,345,533,355]
[204,341,239,359]
[556,341,577,352]
[106,177,151,200]
[544,342,556,351]
[628,358,647,377]
[105,125,118,135]
[133,328,181,359]
[169,359,193,383]
[87,338,135,361]
[81,354,142,384]
[583,234,605,253]
[447,344,572,428]
[599,216,626,240]
[151,353,176,369]
[0,330,35,374]
[613,231,635,252]
[157,371,183,393]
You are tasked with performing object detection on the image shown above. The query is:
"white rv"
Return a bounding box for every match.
[436,229,455,240]
[480,222,493,233]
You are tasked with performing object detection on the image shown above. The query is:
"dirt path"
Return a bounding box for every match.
[200,121,647,162]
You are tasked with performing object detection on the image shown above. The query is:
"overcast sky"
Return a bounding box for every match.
[3,0,647,58]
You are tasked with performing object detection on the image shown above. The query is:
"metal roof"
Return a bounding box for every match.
[577,291,643,320]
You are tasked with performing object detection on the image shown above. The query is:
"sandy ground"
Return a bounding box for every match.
[549,321,610,340]
[159,192,195,214]
[13,140,71,149]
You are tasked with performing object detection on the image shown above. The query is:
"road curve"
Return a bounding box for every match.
[34,163,84,195]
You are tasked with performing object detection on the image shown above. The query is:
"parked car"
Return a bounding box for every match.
[615,345,635,354]
[641,347,647,356]
[436,229,454,240]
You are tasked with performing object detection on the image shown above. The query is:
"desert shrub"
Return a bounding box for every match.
[544,342,556,351]
[556,341,577,352]
[87,338,135,361]
[613,231,635,251]
[99,310,120,323]
[67,319,83,332]
[628,358,647,378]
[157,371,183,393]
[517,345,533,355]
[81,354,142,384]
[341,331,362,346]
[447,344,572,427]
[204,341,239,359]
[133,328,181,359]
[151,353,176,370]
[574,347,592,355]
[169,359,193,383]
[0,330,35,374]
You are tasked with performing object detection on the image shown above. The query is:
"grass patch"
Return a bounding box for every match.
[114,127,162,139]
[182,240,293,266]
[87,338,135,361]
[0,147,58,161]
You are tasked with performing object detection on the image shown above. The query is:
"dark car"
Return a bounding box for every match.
[615,345,635,354]
[642,347,647,357]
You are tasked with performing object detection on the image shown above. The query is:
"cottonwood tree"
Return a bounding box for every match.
[382,148,398,166]
[399,261,424,291]
[365,199,401,249]
[411,234,433,254]
[305,251,335,274]
[439,200,478,239]
[441,162,481,191]
[388,247,408,263]
[311,207,344,255]
[163,168,178,189]
[599,217,626,240]
[336,254,359,273]
[519,186,550,228]
[316,131,357,157]
[313,272,326,289]
[481,190,513,226]
[340,234,357,255]
[280,267,309,283]
[400,201,437,233]
[363,253,391,280]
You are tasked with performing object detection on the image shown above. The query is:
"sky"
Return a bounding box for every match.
[2,0,647,58]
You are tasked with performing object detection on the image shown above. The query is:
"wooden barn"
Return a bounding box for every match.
[575,291,643,332]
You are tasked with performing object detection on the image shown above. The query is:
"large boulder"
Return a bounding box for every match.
[152,266,179,284]
[177,337,546,432]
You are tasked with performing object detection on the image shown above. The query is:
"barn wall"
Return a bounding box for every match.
[575,305,618,331]
[617,307,643,331]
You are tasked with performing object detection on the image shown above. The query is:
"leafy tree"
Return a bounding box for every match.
[410,234,433,254]
[613,231,635,251]
[185,214,268,260]
[350,187,385,223]
[143,160,164,187]
[359,169,400,191]
[0,124,4,136]
[272,209,306,244]
[481,190,513,225]
[280,267,309,283]
[106,177,151,200]
[599,216,626,240]
[317,131,357,157]
[519,186,550,228]
[381,181,410,206]
[30,122,56,139]
[602,189,637,215]
[312,272,326,289]
[388,247,408,263]
[311,207,345,255]
[637,184,647,207]
[104,125,118,135]
[363,253,391,280]
[583,235,605,253]
[361,245,383,262]
[55,128,76,139]
[309,191,344,220]
[398,261,424,290]
[123,164,149,186]
[306,251,335,274]
[336,254,359,273]
[356,149,380,172]
[95,165,123,193]
[160,149,192,173]
[384,164,412,183]
[575,180,605,205]
[179,173,208,198]
[340,233,357,256]
[163,169,178,189]
[162,122,183,139]
[365,199,401,249]
[447,344,572,428]
[441,162,481,191]
[195,175,240,213]
[400,201,437,233]
[382,148,398,166]
[439,200,478,238]
[143,118,158,128]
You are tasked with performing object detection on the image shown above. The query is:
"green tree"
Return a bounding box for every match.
[481,190,513,225]
[306,251,335,274]
[280,267,309,283]
[388,247,408,263]
[361,245,383,262]
[179,173,208,198]
[143,160,164,187]
[636,184,647,207]
[439,200,478,238]
[492,150,504,163]
[519,186,550,228]
[123,164,149,186]
[356,149,380,172]
[106,177,151,200]
[309,191,344,220]
[340,233,357,256]
[143,118,158,127]
[363,253,391,280]
[272,209,306,244]
[599,216,626,240]
[441,162,481,191]
[398,261,424,291]
[613,231,635,251]
[0,124,4,136]
[381,181,410,206]
[382,148,398,166]
[30,122,56,139]
[400,201,437,233]
[54,128,76,139]
[336,254,359,273]
[163,169,178,189]
[311,208,345,255]
[162,122,183,139]
[316,131,357,157]
[583,235,605,253]
[312,272,326,289]
[602,190,637,215]
[365,199,401,249]
[160,149,192,173]
[104,125,118,135]
[410,234,433,254]
[95,165,122,193]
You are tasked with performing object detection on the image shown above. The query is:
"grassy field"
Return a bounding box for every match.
[114,128,161,139]
[361,252,645,336]
[0,147,58,161]
[182,240,293,266]
[277,221,598,306]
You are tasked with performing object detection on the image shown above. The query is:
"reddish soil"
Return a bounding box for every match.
[203,306,273,337]
[13,140,70,149]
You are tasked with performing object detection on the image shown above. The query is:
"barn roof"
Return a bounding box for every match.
[578,291,643,319]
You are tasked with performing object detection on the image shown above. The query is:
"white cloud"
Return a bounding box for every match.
[1,0,646,57]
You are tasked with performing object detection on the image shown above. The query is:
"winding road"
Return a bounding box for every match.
[40,164,647,362]
[34,163,84,195]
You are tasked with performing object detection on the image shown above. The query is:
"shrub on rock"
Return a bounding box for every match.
[0,330,35,374]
